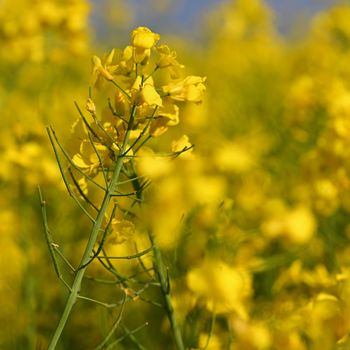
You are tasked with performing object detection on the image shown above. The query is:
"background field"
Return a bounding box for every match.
[1,1,350,349]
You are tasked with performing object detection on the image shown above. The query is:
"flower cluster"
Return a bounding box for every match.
[72,26,205,183]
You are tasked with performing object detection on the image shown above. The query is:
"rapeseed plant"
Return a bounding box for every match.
[42,26,205,350]
[3,0,350,348]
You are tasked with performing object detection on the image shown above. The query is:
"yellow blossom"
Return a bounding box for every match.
[86,98,96,113]
[137,148,173,179]
[132,26,160,49]
[171,134,193,158]
[92,49,117,86]
[114,90,128,116]
[150,117,169,137]
[108,219,135,245]
[187,259,251,317]
[215,141,254,173]
[158,99,179,125]
[131,76,163,106]
[284,206,316,244]
[141,84,163,106]
[198,333,222,350]
[131,26,160,63]
[163,76,206,103]
[262,203,316,244]
[72,140,110,174]
[156,45,184,78]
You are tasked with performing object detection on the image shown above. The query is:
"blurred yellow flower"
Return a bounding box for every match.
[137,148,173,179]
[108,219,135,245]
[262,203,316,244]
[198,333,222,350]
[284,206,316,244]
[187,259,251,317]
[72,140,110,174]
[215,141,254,173]
[171,134,193,158]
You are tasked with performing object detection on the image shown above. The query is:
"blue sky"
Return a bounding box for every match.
[125,0,333,29]
[91,0,336,43]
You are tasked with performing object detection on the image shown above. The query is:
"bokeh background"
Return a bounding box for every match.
[2,0,350,349]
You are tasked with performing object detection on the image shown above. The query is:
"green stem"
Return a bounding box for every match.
[148,232,184,350]
[47,105,137,350]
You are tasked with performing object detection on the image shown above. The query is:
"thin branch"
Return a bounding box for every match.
[110,79,131,100]
[106,322,148,350]
[107,98,128,123]
[94,294,127,350]
[134,242,155,280]
[53,246,76,273]
[68,167,99,212]
[74,101,102,142]
[77,295,118,308]
[49,126,106,191]
[123,106,158,155]
[87,131,109,187]
[148,231,184,350]
[78,204,118,270]
[120,324,147,350]
[38,186,72,291]
[98,246,153,260]
[203,313,216,350]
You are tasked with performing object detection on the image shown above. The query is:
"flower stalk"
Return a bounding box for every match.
[43,26,205,349]
[148,231,185,350]
[47,105,136,350]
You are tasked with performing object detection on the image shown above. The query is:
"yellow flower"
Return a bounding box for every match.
[131,26,160,63]
[114,90,128,116]
[262,203,316,244]
[141,84,163,106]
[131,76,163,107]
[86,98,96,114]
[163,76,206,103]
[284,206,316,244]
[158,99,179,125]
[171,135,193,158]
[187,259,251,317]
[92,49,117,87]
[215,141,254,173]
[198,333,222,350]
[156,45,184,78]
[150,117,169,137]
[137,148,173,178]
[108,219,135,245]
[72,140,110,174]
[132,26,160,49]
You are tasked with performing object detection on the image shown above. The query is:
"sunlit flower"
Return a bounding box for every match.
[131,26,160,63]
[92,49,117,86]
[163,76,206,103]
[187,259,251,317]
[131,76,163,106]
[86,98,96,113]
[171,134,193,158]
[72,140,110,174]
[156,45,184,78]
